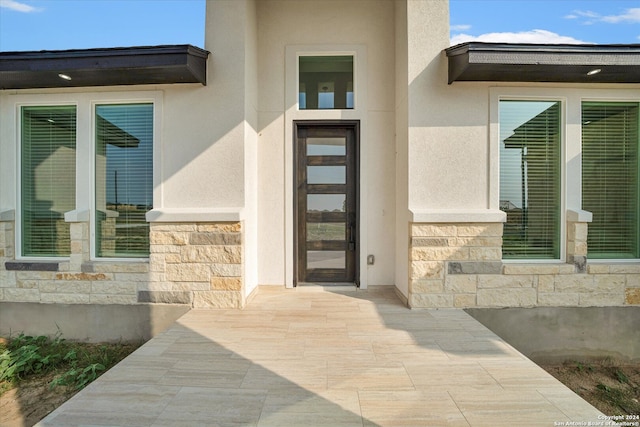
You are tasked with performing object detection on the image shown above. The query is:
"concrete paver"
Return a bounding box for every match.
[37,286,604,426]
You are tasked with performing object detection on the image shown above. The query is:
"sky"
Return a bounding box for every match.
[0,0,639,52]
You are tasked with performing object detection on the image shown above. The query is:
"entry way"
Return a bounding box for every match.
[294,121,359,285]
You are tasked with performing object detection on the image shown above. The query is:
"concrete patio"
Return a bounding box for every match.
[38,286,603,426]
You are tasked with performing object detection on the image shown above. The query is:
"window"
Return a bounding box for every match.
[20,106,76,257]
[299,56,354,110]
[582,102,639,259]
[95,104,153,258]
[499,100,561,259]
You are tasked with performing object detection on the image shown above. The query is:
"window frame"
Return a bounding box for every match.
[92,101,156,260]
[491,87,640,263]
[16,102,78,261]
[498,99,563,260]
[10,91,162,262]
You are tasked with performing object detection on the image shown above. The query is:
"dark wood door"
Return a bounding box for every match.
[295,121,358,285]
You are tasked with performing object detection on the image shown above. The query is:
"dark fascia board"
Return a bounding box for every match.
[445,42,640,84]
[0,45,209,90]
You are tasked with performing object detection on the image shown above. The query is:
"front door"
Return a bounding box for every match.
[294,121,359,285]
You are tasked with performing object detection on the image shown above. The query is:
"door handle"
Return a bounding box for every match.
[348,223,356,252]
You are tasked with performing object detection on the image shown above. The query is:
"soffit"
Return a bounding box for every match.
[0,45,209,90]
[445,42,640,84]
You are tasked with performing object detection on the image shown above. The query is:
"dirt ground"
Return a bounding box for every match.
[541,360,640,416]
[1,360,638,426]
[0,373,79,427]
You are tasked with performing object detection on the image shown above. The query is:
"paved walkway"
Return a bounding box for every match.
[38,286,603,426]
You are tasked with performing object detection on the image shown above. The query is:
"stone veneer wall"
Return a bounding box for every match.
[409,222,640,308]
[0,219,244,309]
[147,222,243,308]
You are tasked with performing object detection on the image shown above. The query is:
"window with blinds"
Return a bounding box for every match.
[499,100,561,259]
[95,104,153,258]
[21,106,76,257]
[582,102,639,259]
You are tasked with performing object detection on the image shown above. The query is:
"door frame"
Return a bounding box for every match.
[293,120,360,287]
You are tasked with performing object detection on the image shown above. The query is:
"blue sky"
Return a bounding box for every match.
[0,0,639,52]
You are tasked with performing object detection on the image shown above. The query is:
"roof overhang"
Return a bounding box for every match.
[0,45,209,90]
[445,42,640,84]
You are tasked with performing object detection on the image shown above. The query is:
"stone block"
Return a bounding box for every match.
[411,224,457,237]
[166,263,210,282]
[409,293,454,308]
[175,282,212,291]
[503,264,560,275]
[84,262,149,273]
[113,273,152,282]
[593,275,626,293]
[410,261,443,280]
[196,223,241,233]
[4,288,40,302]
[55,272,110,281]
[40,281,91,294]
[477,288,537,307]
[0,271,16,288]
[210,277,243,291]
[445,275,477,293]
[537,292,580,306]
[410,279,444,293]
[478,275,534,289]
[452,237,502,247]
[610,264,640,274]
[411,237,449,247]
[210,263,242,277]
[558,264,577,274]
[554,275,594,293]
[17,280,38,289]
[91,282,137,295]
[579,293,625,307]
[149,244,182,254]
[454,294,476,308]
[181,246,242,264]
[138,290,192,304]
[193,290,242,308]
[448,261,502,275]
[626,274,640,288]
[456,224,502,237]
[411,246,469,261]
[537,275,555,292]
[587,264,610,274]
[625,288,640,305]
[567,256,587,274]
[150,231,189,246]
[150,223,197,232]
[190,232,241,246]
[468,247,502,261]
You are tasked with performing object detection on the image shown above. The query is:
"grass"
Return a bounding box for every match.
[0,333,140,395]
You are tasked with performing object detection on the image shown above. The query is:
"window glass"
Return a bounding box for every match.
[21,106,76,257]
[582,102,639,259]
[299,56,353,110]
[95,104,153,258]
[499,100,561,259]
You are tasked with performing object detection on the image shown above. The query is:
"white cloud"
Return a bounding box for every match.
[450,29,587,46]
[601,8,640,24]
[0,0,41,12]
[569,8,640,25]
[451,24,471,31]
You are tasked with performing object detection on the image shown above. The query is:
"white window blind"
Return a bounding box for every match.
[582,102,639,259]
[95,104,153,258]
[500,100,561,259]
[21,106,76,257]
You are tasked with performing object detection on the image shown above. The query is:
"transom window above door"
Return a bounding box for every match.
[299,56,354,110]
